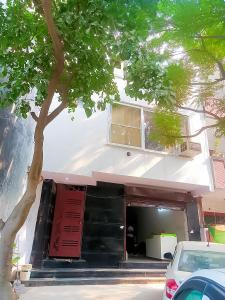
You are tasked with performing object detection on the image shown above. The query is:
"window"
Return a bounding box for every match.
[110,103,166,151]
[181,116,189,139]
[204,214,225,226]
[144,110,165,151]
[110,103,189,152]
[111,104,141,147]
[174,289,205,300]
[178,250,225,273]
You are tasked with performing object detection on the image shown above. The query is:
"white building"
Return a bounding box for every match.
[14,68,219,269]
[201,101,225,232]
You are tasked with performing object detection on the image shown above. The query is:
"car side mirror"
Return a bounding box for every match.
[164,252,173,260]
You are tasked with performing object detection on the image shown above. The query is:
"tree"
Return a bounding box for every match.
[0,1,160,299]
[125,0,225,145]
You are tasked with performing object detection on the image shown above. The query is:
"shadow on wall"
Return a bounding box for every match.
[0,108,34,220]
[62,140,205,185]
[43,107,209,185]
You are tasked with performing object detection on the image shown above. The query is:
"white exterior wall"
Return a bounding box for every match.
[43,76,213,190]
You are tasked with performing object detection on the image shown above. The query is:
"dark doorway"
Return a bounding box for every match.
[126,206,147,257]
[126,205,188,259]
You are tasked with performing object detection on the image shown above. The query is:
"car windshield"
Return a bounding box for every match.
[178,249,225,272]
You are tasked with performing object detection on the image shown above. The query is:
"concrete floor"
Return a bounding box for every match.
[20,284,164,300]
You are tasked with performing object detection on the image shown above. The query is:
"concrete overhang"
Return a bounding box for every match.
[92,172,210,197]
[42,170,210,197]
[42,170,97,186]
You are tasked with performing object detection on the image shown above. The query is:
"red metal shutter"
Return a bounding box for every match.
[49,184,85,258]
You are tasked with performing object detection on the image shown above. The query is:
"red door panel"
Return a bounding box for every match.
[49,184,85,257]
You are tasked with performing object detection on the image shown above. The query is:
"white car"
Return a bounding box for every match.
[163,241,225,300]
[172,269,225,300]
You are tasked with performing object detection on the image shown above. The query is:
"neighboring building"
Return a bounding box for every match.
[17,68,214,269]
[0,106,34,221]
[201,99,225,232]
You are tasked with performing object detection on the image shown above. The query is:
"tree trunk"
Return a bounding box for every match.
[0,231,15,300]
[0,126,44,300]
[0,232,19,300]
[0,281,17,300]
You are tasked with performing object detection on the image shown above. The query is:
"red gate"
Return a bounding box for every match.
[49,184,85,257]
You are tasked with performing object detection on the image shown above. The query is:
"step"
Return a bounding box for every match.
[42,255,121,268]
[42,258,169,270]
[24,276,166,287]
[42,259,88,269]
[31,268,166,279]
[119,261,169,269]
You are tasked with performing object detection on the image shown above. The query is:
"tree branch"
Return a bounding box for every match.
[45,81,73,125]
[41,0,64,71]
[0,219,5,231]
[191,78,225,86]
[46,100,67,125]
[196,35,225,40]
[189,45,225,80]
[201,39,225,79]
[37,0,65,124]
[177,105,205,114]
[33,0,44,14]
[178,105,221,120]
[173,124,218,139]
[30,111,38,122]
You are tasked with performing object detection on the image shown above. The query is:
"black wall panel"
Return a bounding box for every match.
[82,182,125,267]
[30,180,56,268]
[186,200,201,241]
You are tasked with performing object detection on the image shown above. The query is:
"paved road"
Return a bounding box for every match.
[20,284,164,300]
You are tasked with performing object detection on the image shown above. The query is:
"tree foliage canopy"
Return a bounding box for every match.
[0,0,158,117]
[0,0,225,145]
[126,0,225,145]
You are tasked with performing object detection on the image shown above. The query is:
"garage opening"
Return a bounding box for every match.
[126,205,188,261]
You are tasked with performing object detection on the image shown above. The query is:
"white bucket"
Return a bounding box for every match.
[20,270,31,281]
[20,264,32,281]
